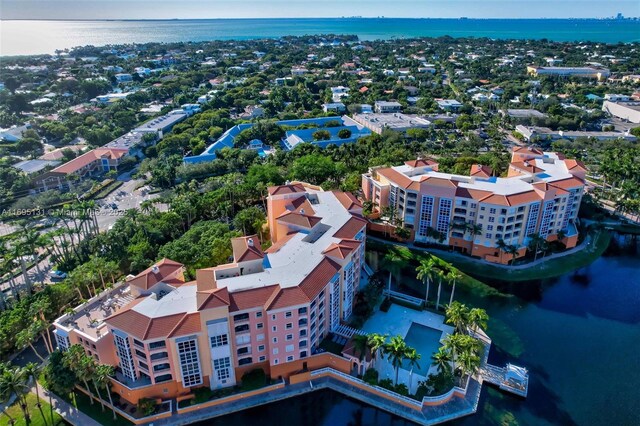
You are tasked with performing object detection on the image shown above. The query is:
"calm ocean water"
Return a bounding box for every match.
[1,18,639,56]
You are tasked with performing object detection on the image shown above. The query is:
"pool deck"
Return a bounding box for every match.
[361,304,454,394]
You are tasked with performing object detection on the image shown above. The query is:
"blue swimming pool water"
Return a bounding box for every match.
[402,323,443,376]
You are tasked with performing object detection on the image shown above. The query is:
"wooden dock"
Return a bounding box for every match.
[480,364,529,397]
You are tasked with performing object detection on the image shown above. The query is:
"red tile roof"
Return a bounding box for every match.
[231,235,264,262]
[267,287,310,310]
[564,159,587,171]
[52,148,128,175]
[299,257,341,300]
[550,176,585,190]
[331,191,362,211]
[376,167,413,189]
[268,183,306,196]
[168,313,202,338]
[510,161,544,174]
[277,211,323,228]
[513,146,543,155]
[228,285,280,312]
[404,159,438,168]
[333,216,367,239]
[127,258,184,291]
[197,287,230,310]
[470,164,492,178]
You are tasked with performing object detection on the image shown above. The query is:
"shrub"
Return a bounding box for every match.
[138,398,156,416]
[395,383,409,396]
[241,368,267,391]
[312,130,331,140]
[378,378,394,390]
[363,368,379,385]
[337,128,352,139]
[193,387,214,404]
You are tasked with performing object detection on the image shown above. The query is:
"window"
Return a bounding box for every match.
[274,359,279,365]
[487,225,493,231]
[489,208,496,214]
[299,340,307,348]
[488,217,495,223]
[135,349,146,358]
[257,334,265,341]
[417,195,434,237]
[210,334,228,348]
[233,313,249,322]
[259,356,266,362]
[285,311,292,318]
[300,351,308,358]
[272,314,276,320]
[213,357,231,381]
[286,344,294,353]
[436,198,452,234]
[149,341,166,350]
[272,337,278,343]
[287,356,294,362]
[177,339,202,387]
[298,307,307,315]
[300,329,307,337]
[237,346,250,355]
[257,323,264,329]
[150,352,168,361]
[155,374,172,383]
[286,323,293,329]
[273,348,279,355]
[138,361,149,370]
[235,324,249,333]
[133,339,144,348]
[153,363,170,372]
[238,358,252,366]
[256,311,263,318]
[258,345,265,352]
[286,334,293,341]
[485,233,492,239]
[298,318,307,326]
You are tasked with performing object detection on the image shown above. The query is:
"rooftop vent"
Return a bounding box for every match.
[247,238,254,247]
[151,265,160,274]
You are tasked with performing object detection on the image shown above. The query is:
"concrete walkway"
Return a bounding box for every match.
[33,385,102,426]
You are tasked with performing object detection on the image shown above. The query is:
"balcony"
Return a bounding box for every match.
[114,369,152,389]
[150,352,169,362]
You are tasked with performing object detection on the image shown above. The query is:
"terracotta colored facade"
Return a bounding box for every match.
[362,148,586,264]
[53,183,367,405]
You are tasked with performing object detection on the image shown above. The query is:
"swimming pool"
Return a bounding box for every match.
[402,323,443,376]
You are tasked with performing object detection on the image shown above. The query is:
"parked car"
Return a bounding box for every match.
[49,270,67,280]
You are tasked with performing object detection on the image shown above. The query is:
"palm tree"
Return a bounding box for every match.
[381,247,411,293]
[95,364,117,420]
[468,308,489,334]
[445,301,470,335]
[506,244,519,265]
[352,334,369,362]
[496,238,508,263]
[405,348,421,391]
[527,233,546,262]
[434,267,447,311]
[367,333,387,368]
[16,326,46,363]
[0,367,30,425]
[63,345,94,404]
[457,351,481,378]
[24,363,48,426]
[431,347,452,375]
[416,257,436,307]
[446,268,462,306]
[384,335,409,385]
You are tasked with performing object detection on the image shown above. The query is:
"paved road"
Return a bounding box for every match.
[33,385,103,426]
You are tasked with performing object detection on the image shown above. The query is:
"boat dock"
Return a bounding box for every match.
[480,363,529,397]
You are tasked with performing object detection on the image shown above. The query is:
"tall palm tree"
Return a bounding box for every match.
[367,333,387,368]
[468,308,489,334]
[381,246,411,293]
[405,348,421,391]
[16,326,46,363]
[527,233,546,262]
[445,301,470,335]
[434,267,447,311]
[457,351,481,378]
[352,334,369,362]
[384,335,409,385]
[496,238,508,263]
[63,345,94,405]
[446,268,462,306]
[416,257,436,306]
[95,364,118,420]
[24,363,48,426]
[0,367,30,424]
[431,347,452,375]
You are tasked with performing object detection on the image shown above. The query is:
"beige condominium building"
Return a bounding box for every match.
[362,147,586,264]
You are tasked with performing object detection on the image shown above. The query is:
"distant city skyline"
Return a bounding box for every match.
[1,0,638,20]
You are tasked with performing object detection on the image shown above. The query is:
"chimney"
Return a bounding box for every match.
[151,265,160,274]
[300,208,305,215]
[247,238,254,247]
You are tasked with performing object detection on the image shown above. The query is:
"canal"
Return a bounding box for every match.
[207,233,640,426]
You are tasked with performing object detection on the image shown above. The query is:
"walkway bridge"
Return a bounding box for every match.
[480,363,529,397]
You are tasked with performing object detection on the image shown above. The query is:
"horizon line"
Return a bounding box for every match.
[2,16,639,22]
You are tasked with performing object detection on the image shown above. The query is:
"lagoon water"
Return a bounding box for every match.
[210,234,640,425]
[2,18,640,56]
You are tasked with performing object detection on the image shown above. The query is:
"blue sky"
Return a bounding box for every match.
[1,0,638,19]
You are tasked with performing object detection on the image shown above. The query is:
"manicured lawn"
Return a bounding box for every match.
[65,391,133,426]
[0,393,65,426]
[432,230,612,282]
